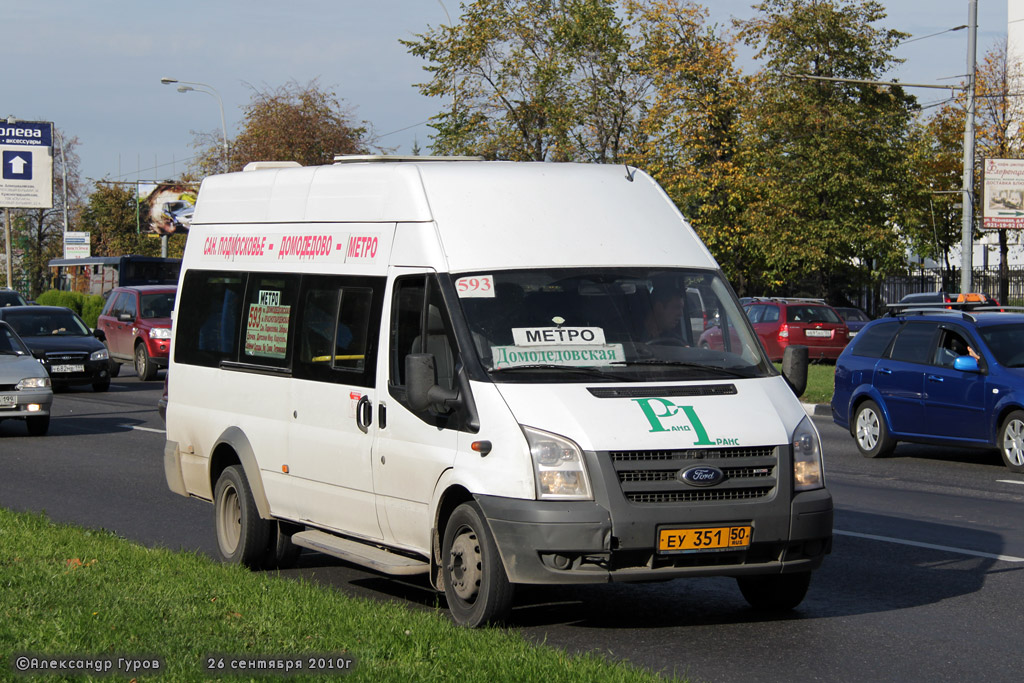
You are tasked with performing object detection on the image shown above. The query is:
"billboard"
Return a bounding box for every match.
[983,158,1024,229]
[138,182,197,235]
[63,231,91,259]
[0,120,53,209]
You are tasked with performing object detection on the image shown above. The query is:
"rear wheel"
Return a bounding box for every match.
[998,410,1024,473]
[737,572,812,611]
[214,465,271,568]
[26,415,49,436]
[853,400,894,458]
[135,343,157,381]
[442,502,513,627]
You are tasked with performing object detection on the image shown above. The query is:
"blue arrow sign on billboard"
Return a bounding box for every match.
[2,151,32,180]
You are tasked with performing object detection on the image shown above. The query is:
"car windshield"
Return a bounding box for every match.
[978,323,1024,367]
[453,267,772,382]
[0,323,31,354]
[140,292,175,319]
[0,291,27,307]
[2,309,92,337]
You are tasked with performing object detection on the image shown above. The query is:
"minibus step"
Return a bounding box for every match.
[291,530,429,576]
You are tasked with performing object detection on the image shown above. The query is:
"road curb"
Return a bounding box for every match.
[803,402,831,417]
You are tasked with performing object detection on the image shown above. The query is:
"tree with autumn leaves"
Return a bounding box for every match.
[404,0,924,300]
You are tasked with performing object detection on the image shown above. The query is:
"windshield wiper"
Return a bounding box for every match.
[614,360,750,377]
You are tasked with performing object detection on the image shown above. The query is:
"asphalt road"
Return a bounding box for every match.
[2,377,1023,682]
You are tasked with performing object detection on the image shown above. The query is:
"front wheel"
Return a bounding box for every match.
[92,376,110,392]
[108,362,121,378]
[853,400,895,458]
[441,502,513,627]
[135,344,157,381]
[998,410,1024,473]
[26,415,49,436]
[737,572,812,611]
[214,465,271,568]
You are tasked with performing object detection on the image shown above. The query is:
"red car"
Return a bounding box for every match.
[96,285,176,380]
[743,297,850,362]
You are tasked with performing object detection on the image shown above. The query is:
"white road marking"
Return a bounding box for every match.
[996,479,1024,486]
[120,425,166,434]
[834,529,1024,563]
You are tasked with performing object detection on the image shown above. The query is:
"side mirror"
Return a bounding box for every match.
[92,328,107,342]
[781,345,808,398]
[119,312,134,322]
[953,355,981,373]
[405,353,460,414]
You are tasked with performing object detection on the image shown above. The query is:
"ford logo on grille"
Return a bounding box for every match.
[678,466,725,487]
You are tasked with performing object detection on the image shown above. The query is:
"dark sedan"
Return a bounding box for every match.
[0,306,111,392]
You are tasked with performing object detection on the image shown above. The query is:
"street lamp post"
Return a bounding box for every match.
[160,77,229,168]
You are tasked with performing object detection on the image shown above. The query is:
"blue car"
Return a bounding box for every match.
[831,308,1024,472]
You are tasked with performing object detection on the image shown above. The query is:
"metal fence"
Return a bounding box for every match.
[875,267,1024,311]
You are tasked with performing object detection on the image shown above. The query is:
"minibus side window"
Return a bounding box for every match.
[240,273,300,369]
[389,275,457,416]
[174,270,246,368]
[294,275,382,388]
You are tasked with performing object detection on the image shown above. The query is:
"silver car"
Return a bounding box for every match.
[0,320,53,435]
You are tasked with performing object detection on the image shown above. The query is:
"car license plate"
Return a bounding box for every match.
[658,525,752,553]
[805,329,832,338]
[51,364,85,373]
[0,394,15,408]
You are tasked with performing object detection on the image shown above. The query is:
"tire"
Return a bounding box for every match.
[26,415,49,436]
[852,400,895,458]
[737,571,812,611]
[441,502,513,627]
[214,465,271,568]
[108,362,121,378]
[998,410,1024,473]
[92,376,110,392]
[135,343,157,381]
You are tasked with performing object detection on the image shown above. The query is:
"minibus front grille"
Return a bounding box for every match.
[607,445,780,505]
[626,487,773,504]
[610,446,775,461]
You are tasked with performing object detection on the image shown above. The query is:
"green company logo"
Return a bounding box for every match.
[632,398,734,445]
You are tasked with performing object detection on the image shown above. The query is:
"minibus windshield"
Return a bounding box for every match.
[453,268,773,382]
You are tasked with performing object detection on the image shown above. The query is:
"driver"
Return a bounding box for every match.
[644,285,685,341]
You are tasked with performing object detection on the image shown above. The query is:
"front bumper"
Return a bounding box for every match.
[0,387,53,418]
[44,358,109,386]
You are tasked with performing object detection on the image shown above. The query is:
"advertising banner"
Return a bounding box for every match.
[138,182,197,235]
[983,158,1024,229]
[0,121,53,209]
[63,231,91,259]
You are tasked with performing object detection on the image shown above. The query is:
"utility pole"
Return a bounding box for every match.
[961,0,978,295]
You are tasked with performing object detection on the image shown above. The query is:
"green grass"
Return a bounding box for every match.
[775,362,835,406]
[0,508,680,682]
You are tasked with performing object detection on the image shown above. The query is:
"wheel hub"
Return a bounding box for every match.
[448,530,482,601]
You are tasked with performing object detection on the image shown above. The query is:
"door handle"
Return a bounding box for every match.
[878,367,892,375]
[927,375,944,383]
[356,395,372,433]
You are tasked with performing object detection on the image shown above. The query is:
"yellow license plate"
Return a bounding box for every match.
[658,525,752,553]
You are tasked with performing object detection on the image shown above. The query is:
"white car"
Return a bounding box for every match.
[0,320,53,435]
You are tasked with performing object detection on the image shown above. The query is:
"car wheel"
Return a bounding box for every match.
[214,465,271,568]
[92,377,111,392]
[853,400,895,458]
[442,502,513,627]
[26,415,49,436]
[737,572,812,611]
[108,361,121,378]
[134,343,157,381]
[998,410,1024,473]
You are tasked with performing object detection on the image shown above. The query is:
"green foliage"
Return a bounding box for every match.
[735,0,918,297]
[79,183,162,258]
[191,80,372,176]
[34,290,105,327]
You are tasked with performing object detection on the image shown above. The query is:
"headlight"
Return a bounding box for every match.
[91,348,109,361]
[150,327,172,340]
[792,415,825,491]
[17,376,50,389]
[522,425,592,500]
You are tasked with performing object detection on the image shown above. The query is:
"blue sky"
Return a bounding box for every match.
[1,0,1008,185]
